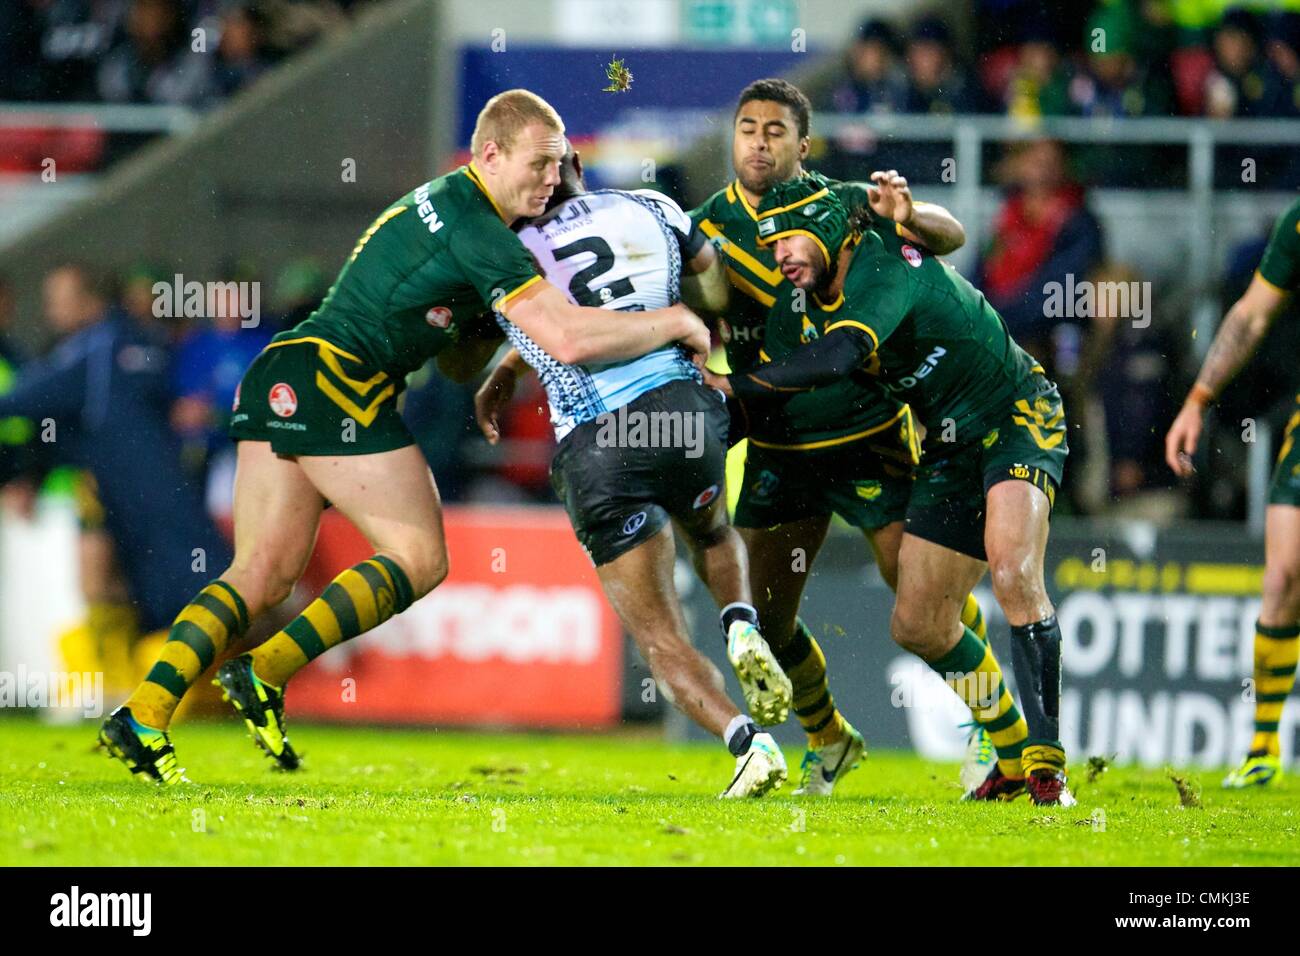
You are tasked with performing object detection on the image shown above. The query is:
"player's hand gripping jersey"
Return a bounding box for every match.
[230,164,538,455]
[500,188,706,440]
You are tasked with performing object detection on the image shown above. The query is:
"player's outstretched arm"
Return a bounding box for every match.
[1165,274,1289,477]
[503,279,711,366]
[867,170,965,255]
[680,237,731,318]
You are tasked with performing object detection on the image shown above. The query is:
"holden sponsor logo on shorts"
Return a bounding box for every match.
[622,511,648,536]
[594,404,706,459]
[693,484,719,509]
[268,382,298,418]
[901,244,923,267]
[425,306,453,329]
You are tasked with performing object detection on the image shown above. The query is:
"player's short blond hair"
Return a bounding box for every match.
[471,89,564,157]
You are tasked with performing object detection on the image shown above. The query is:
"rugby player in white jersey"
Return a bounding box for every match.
[476,147,791,797]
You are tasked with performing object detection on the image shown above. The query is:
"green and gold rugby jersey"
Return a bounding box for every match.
[756,282,915,457]
[1257,196,1300,294]
[688,177,875,373]
[278,164,540,377]
[837,225,1046,442]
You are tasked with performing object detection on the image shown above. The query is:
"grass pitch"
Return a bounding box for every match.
[1,716,1295,866]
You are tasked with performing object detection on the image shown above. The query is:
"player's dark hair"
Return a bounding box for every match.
[734,78,812,139]
[846,202,875,238]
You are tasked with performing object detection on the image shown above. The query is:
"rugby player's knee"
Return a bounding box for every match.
[389,544,448,600]
[890,603,945,657]
[1261,561,1300,615]
[225,559,299,614]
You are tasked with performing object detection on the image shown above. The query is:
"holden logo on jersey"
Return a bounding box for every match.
[1010,463,1031,480]
[693,484,719,509]
[425,306,453,329]
[232,382,241,412]
[901,244,923,268]
[622,511,648,536]
[269,382,298,418]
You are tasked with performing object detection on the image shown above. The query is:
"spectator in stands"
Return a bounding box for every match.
[976,138,1104,382]
[1068,2,1173,119]
[1001,19,1072,119]
[819,18,908,116]
[0,264,231,665]
[1205,8,1294,118]
[0,276,39,495]
[901,16,983,114]
[22,0,128,101]
[211,2,276,100]
[0,1,49,100]
[170,279,273,522]
[1266,13,1300,86]
[97,0,212,107]
[270,257,328,330]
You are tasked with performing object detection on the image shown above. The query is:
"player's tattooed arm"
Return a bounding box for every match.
[867,170,965,255]
[1193,275,1289,400]
[503,279,710,366]
[1165,273,1289,477]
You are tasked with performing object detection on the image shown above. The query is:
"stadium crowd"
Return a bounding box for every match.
[819,2,1300,121]
[0,0,380,106]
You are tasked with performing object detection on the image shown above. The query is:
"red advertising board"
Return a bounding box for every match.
[287,506,623,728]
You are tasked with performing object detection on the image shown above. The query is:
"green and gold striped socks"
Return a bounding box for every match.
[929,626,1028,778]
[775,618,846,747]
[250,555,414,689]
[127,580,250,729]
[1252,621,1299,756]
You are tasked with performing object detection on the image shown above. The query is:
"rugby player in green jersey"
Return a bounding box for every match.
[690,79,1000,796]
[99,90,712,785]
[1167,196,1300,789]
[705,174,1075,805]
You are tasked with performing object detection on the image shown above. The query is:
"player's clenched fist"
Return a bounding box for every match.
[1165,400,1204,478]
[674,303,712,369]
[475,357,521,444]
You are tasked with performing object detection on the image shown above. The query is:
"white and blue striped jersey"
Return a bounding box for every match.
[501,188,704,441]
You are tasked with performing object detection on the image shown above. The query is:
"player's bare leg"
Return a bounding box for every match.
[1225,504,1300,787]
[891,531,1033,801]
[213,444,447,768]
[102,441,325,783]
[983,479,1073,805]
[673,495,792,725]
[596,522,785,797]
[865,518,994,786]
[739,515,863,794]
